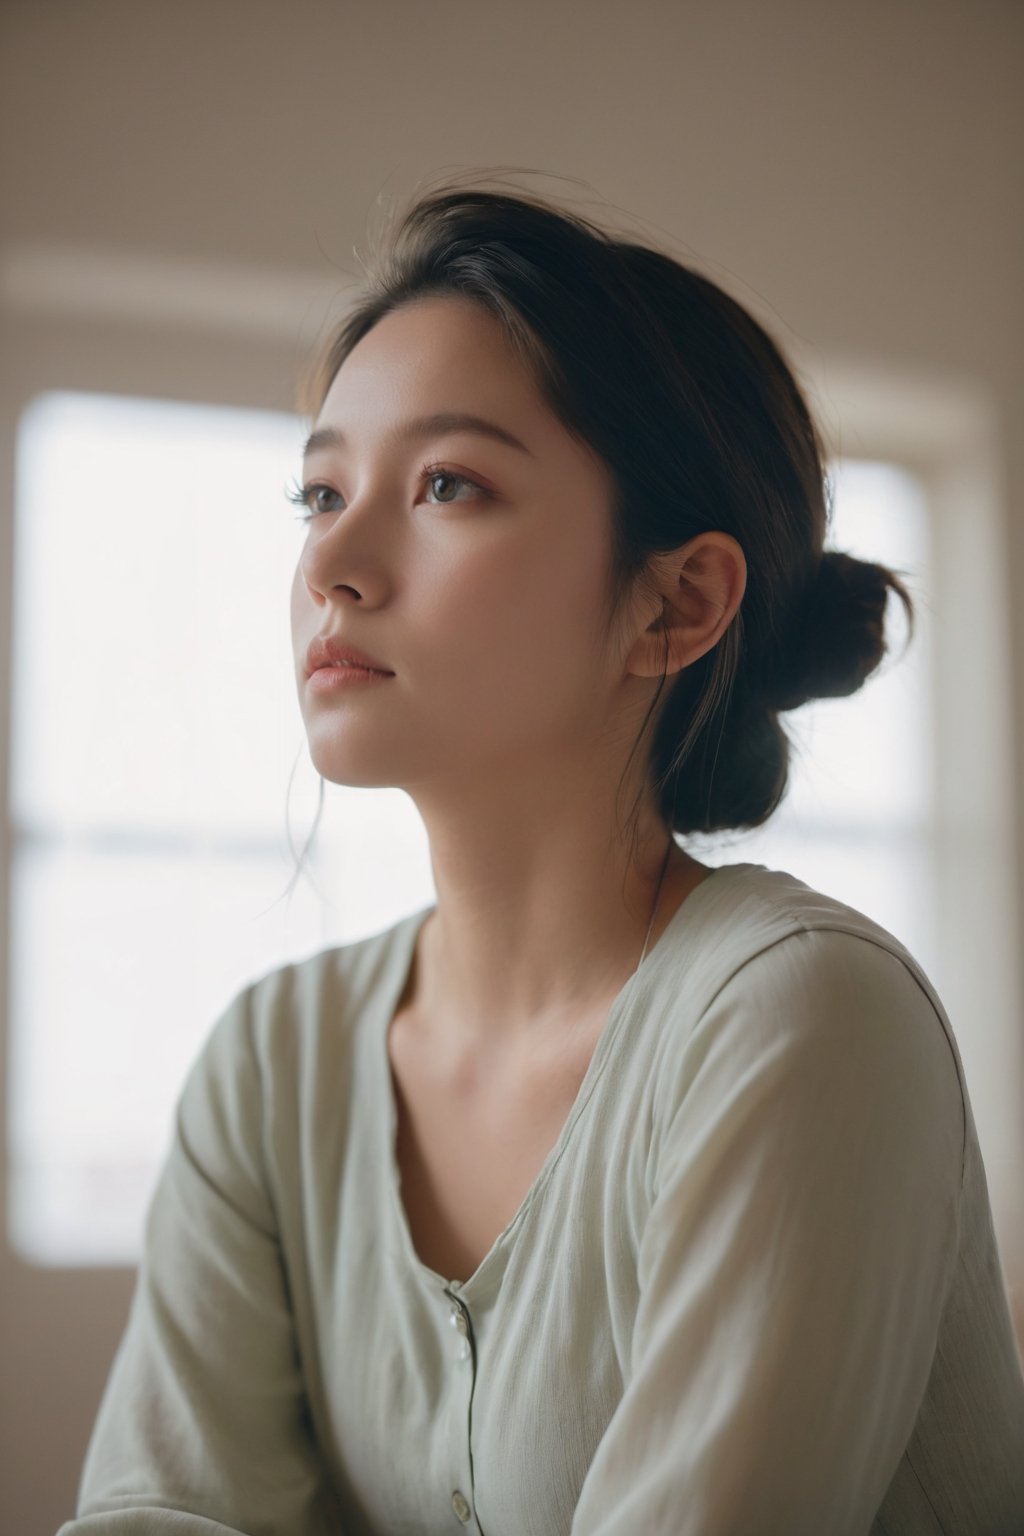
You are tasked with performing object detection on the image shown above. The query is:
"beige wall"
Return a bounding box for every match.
[2,1,1022,1531]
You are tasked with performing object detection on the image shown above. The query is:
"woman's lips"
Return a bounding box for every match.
[306,665,395,691]
[304,634,394,676]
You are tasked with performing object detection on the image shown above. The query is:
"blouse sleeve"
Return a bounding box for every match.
[569,928,966,1536]
[57,990,345,1536]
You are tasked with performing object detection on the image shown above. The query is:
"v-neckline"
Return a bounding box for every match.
[376,862,741,1294]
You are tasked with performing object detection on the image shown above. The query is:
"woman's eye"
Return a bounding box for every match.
[423,469,479,504]
[286,481,342,520]
[286,466,485,522]
[309,485,343,514]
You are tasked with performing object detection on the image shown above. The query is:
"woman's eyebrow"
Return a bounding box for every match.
[302,412,534,460]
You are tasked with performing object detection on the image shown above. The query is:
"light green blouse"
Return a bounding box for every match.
[59,862,1024,1535]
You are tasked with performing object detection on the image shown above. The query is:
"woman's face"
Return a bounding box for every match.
[290,294,646,804]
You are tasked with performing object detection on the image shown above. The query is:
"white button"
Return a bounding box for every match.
[451,1488,471,1523]
[457,1337,471,1362]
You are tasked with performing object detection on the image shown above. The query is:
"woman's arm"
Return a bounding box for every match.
[570,928,965,1536]
[57,992,345,1536]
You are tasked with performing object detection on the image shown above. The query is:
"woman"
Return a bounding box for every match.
[61,181,1024,1535]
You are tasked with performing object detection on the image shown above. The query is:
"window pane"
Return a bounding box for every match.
[12,391,306,833]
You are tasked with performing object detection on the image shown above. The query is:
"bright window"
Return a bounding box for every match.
[7,392,434,1267]
[6,393,931,1266]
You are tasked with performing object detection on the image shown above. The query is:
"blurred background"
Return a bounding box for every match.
[2,0,1022,1529]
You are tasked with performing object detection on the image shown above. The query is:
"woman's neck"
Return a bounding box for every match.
[403,832,712,1057]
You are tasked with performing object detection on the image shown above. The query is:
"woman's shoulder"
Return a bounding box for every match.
[690,858,913,945]
[252,903,428,1013]
[680,860,936,1003]
[640,863,968,1193]
[184,904,432,1109]
[651,862,967,1151]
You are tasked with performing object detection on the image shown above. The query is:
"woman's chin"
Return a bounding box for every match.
[307,755,397,790]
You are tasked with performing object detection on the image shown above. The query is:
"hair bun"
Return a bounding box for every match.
[766,550,896,712]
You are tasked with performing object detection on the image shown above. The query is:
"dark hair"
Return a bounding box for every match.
[288,175,913,884]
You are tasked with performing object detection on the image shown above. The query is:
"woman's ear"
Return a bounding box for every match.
[626,532,747,680]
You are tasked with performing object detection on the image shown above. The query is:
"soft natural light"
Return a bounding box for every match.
[7,391,435,1267]
[6,393,931,1266]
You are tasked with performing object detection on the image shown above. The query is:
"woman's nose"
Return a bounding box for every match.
[297,495,395,605]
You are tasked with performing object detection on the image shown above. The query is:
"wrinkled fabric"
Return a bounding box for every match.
[60,862,1024,1536]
